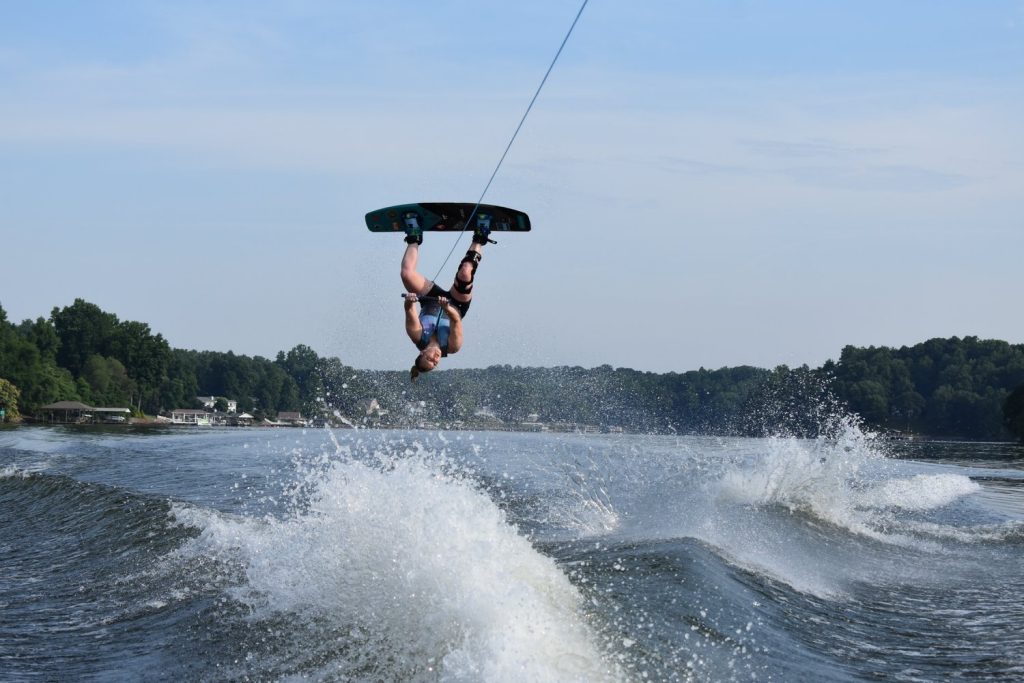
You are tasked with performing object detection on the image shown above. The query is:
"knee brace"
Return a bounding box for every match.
[454,250,482,295]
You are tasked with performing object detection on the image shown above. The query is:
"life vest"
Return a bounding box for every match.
[417,304,450,356]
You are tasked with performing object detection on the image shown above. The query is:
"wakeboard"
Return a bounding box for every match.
[365,202,531,234]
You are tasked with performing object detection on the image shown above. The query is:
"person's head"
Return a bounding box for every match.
[410,347,442,382]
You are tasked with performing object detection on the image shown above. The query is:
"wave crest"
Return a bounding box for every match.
[174,451,618,682]
[718,425,984,547]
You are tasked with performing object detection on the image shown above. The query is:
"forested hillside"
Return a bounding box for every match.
[2,299,1023,440]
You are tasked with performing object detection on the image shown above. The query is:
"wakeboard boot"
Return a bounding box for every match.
[403,212,423,245]
[472,212,496,245]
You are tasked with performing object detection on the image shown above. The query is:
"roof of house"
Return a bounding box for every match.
[171,409,211,415]
[40,401,93,411]
[357,398,385,414]
[278,411,304,420]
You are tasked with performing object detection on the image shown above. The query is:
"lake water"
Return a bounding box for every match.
[1,425,1022,681]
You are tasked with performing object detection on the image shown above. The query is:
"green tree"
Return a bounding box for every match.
[237,395,254,413]
[184,349,300,415]
[276,344,323,414]
[0,378,21,422]
[51,299,119,377]
[828,337,1024,438]
[111,319,171,412]
[0,304,78,412]
[160,349,200,411]
[48,300,173,413]
[17,317,60,363]
[82,355,136,407]
[1004,384,1024,442]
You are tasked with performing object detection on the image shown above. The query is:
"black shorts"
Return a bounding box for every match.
[426,283,471,318]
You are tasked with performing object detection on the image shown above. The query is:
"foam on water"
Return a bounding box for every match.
[1,464,26,478]
[547,421,1012,601]
[0,460,57,479]
[542,472,622,539]
[860,473,980,511]
[717,421,981,548]
[0,428,69,454]
[172,447,618,682]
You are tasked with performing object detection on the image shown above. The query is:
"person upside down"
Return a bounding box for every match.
[401,218,493,381]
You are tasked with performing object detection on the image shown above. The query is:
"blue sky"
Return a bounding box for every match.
[2,1,1022,372]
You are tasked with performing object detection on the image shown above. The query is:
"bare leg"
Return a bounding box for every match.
[401,243,432,295]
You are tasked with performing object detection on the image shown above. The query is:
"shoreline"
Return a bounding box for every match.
[3,421,1020,445]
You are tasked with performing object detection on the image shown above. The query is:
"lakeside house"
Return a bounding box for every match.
[93,407,131,423]
[519,413,548,432]
[356,398,388,425]
[196,396,238,413]
[169,409,212,426]
[161,409,254,427]
[276,411,307,427]
[38,401,131,425]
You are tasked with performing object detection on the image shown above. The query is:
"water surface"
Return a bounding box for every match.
[2,426,1021,681]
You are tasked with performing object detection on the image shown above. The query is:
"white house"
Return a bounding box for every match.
[171,409,211,426]
[196,396,237,413]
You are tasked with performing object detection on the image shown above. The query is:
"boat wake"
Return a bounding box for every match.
[172,449,619,682]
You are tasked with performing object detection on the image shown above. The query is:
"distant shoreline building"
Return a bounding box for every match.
[276,411,307,427]
[169,409,211,426]
[196,396,237,413]
[37,401,131,425]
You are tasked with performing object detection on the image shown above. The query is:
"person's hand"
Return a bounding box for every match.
[436,296,448,306]
[405,293,418,304]
[439,298,460,319]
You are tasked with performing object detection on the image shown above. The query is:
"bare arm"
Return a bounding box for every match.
[442,301,464,354]
[404,294,422,344]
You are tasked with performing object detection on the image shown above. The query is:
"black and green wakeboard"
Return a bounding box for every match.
[365,202,531,234]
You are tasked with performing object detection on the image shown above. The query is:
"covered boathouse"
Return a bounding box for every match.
[38,401,131,424]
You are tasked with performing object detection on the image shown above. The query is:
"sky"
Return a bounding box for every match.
[1,0,1022,373]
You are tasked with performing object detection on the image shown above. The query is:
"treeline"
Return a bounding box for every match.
[315,338,1024,440]
[2,299,1023,440]
[336,364,773,434]
[0,300,304,419]
[825,338,1024,439]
